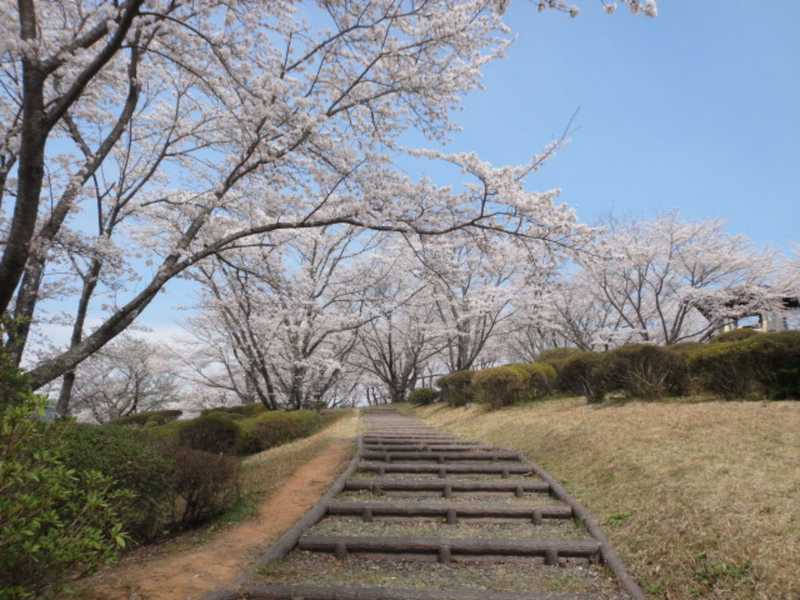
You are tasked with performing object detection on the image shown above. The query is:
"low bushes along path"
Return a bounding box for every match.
[212,408,645,600]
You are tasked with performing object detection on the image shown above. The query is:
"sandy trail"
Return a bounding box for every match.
[80,416,358,600]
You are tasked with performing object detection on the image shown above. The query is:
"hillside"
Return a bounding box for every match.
[414,399,800,599]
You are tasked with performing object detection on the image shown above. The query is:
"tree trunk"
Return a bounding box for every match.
[56,372,77,417]
[55,260,101,416]
[4,258,45,367]
[0,16,46,314]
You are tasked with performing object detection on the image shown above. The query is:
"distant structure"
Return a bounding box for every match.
[714,296,800,334]
[692,288,800,336]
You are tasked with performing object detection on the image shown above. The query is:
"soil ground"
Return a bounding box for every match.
[70,414,359,600]
[254,550,624,598]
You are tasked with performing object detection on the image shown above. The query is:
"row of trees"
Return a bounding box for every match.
[67,211,799,420]
[2,0,625,416]
[5,0,795,417]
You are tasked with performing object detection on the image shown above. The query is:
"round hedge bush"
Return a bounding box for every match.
[178,414,242,455]
[407,388,439,405]
[473,366,526,409]
[437,371,474,407]
[237,411,323,454]
[607,344,689,399]
[558,351,611,403]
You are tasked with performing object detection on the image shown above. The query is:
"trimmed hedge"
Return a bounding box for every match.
[558,351,611,403]
[689,331,800,399]
[178,414,242,455]
[510,363,556,399]
[407,388,439,406]
[57,423,176,543]
[473,366,527,409]
[437,371,474,407]
[606,344,689,399]
[710,329,761,344]
[537,348,584,393]
[433,332,800,408]
[471,363,556,410]
[237,410,325,454]
[201,404,265,420]
[110,409,183,427]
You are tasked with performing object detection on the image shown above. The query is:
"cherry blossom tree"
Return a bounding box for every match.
[70,334,178,423]
[574,214,786,345]
[185,227,388,409]
[353,281,444,404]
[0,0,656,396]
[2,1,511,390]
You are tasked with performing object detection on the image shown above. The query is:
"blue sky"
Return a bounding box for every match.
[44,1,800,344]
[406,1,799,249]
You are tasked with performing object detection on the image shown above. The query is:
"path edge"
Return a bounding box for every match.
[202,433,364,600]
[525,459,646,600]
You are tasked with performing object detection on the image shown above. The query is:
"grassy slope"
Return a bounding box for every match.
[414,399,800,600]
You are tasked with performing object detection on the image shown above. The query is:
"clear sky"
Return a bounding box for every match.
[403,0,799,250]
[42,1,800,345]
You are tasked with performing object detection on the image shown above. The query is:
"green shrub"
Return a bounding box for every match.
[0,348,30,414]
[559,351,611,403]
[57,423,176,543]
[710,329,761,344]
[607,344,690,399]
[473,366,527,409]
[178,414,242,454]
[110,409,183,427]
[690,331,800,399]
[407,388,439,405]
[237,410,324,454]
[668,341,706,357]
[508,363,557,400]
[1,395,129,600]
[437,371,474,407]
[538,348,583,363]
[746,331,800,399]
[201,404,265,419]
[538,348,583,392]
[689,341,752,399]
[173,447,239,526]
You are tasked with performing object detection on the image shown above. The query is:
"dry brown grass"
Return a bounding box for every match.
[240,409,359,499]
[414,399,800,599]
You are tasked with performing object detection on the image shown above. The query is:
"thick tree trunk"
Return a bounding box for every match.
[0,16,46,314]
[389,381,406,404]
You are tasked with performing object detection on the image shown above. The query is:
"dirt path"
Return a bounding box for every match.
[79,417,358,600]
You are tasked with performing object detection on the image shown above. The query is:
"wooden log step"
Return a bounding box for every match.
[326,501,573,521]
[363,444,488,452]
[361,450,522,462]
[363,440,474,447]
[364,431,455,435]
[364,435,459,441]
[358,462,533,476]
[344,479,551,495]
[364,429,455,433]
[364,437,462,445]
[221,584,598,600]
[297,535,601,563]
